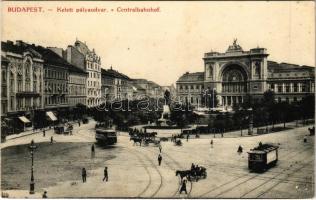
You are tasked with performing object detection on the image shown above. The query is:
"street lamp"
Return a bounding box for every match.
[247,108,253,135]
[28,140,37,194]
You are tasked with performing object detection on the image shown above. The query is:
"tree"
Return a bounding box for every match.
[233,106,247,136]
[300,94,315,123]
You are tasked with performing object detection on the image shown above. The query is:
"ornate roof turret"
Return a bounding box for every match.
[226,38,243,53]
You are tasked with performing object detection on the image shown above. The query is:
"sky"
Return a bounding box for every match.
[2,1,315,86]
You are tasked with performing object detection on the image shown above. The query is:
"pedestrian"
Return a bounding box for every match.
[50,136,53,144]
[304,136,307,143]
[221,132,223,138]
[158,143,162,153]
[210,139,213,148]
[43,129,46,137]
[82,168,87,183]
[191,163,195,171]
[158,154,162,166]
[42,191,47,198]
[237,145,243,153]
[103,167,108,182]
[179,178,187,194]
[91,144,95,153]
[186,134,189,142]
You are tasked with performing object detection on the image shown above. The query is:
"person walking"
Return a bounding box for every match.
[103,167,108,182]
[158,154,162,166]
[186,134,189,142]
[158,143,162,153]
[210,139,213,148]
[50,136,53,144]
[42,191,47,198]
[179,178,187,194]
[78,121,81,127]
[91,144,95,153]
[304,136,307,143]
[43,129,46,137]
[82,168,87,183]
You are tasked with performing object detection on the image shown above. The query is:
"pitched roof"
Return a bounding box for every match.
[68,64,87,74]
[1,41,42,59]
[177,72,205,82]
[101,68,130,80]
[268,61,314,72]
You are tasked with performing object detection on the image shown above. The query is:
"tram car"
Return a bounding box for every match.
[95,128,117,145]
[247,143,279,172]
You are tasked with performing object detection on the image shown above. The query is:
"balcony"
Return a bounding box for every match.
[16,91,40,97]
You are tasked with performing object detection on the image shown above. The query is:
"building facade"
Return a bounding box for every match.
[131,79,163,99]
[73,40,101,107]
[35,46,69,109]
[68,65,87,106]
[176,40,315,108]
[1,40,44,130]
[101,67,131,102]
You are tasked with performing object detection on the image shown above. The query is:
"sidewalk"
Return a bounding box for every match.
[4,119,92,141]
[198,120,314,139]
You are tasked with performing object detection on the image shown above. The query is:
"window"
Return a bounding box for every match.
[2,71,6,83]
[285,83,290,93]
[293,83,298,92]
[278,85,283,93]
[17,74,23,92]
[301,84,306,92]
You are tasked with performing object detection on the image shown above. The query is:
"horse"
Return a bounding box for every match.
[176,170,191,180]
[130,137,142,146]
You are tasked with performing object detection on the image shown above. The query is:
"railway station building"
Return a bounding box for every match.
[176,40,315,108]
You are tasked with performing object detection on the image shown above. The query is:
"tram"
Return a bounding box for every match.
[95,120,117,145]
[95,128,117,145]
[247,143,279,172]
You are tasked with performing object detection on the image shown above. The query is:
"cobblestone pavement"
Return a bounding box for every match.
[1,121,314,198]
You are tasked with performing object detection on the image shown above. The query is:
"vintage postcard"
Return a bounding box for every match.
[1,1,315,199]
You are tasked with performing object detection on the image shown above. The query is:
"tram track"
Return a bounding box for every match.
[240,158,313,198]
[222,146,313,198]
[199,145,313,198]
[128,149,153,198]
[131,147,163,198]
[139,145,194,198]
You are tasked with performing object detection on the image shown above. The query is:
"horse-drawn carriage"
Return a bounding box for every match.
[129,129,159,146]
[54,123,73,135]
[176,165,207,181]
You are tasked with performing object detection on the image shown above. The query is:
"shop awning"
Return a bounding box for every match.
[46,111,57,121]
[18,116,31,123]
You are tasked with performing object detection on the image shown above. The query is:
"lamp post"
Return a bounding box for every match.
[28,140,37,194]
[248,108,253,135]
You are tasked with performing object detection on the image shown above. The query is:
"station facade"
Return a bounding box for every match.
[176,40,315,108]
